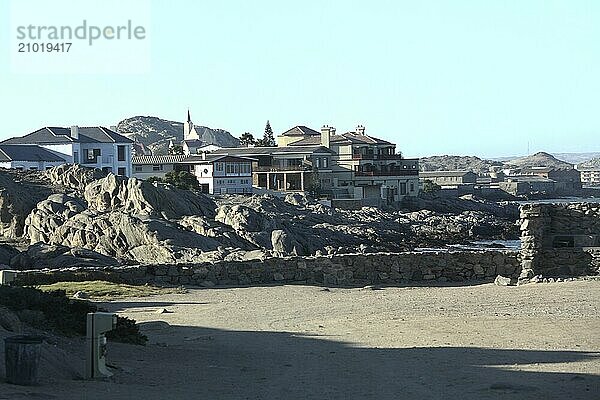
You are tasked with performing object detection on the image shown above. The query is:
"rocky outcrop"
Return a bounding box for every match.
[0,170,55,239]
[84,174,216,218]
[44,164,107,190]
[9,243,119,270]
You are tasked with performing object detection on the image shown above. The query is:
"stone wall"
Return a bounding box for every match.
[519,203,600,282]
[10,251,520,287]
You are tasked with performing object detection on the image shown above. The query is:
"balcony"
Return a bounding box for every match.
[355,169,419,177]
[352,153,404,160]
[254,165,310,172]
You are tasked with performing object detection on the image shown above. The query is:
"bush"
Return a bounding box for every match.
[147,171,199,191]
[0,285,147,344]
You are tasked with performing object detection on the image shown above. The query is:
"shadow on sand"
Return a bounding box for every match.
[73,323,600,399]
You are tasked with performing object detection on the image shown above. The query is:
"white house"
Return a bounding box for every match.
[180,154,255,194]
[2,126,133,176]
[0,144,67,171]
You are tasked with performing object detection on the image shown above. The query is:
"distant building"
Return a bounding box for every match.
[0,144,67,171]
[419,171,478,187]
[499,176,556,196]
[181,154,254,194]
[2,126,133,176]
[576,166,600,186]
[131,154,188,180]
[518,167,581,193]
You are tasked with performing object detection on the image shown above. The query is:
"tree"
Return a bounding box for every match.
[239,132,256,146]
[256,120,275,147]
[169,144,184,155]
[422,179,441,193]
[148,171,199,191]
[305,167,322,197]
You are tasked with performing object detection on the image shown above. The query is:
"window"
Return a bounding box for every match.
[117,167,126,176]
[29,166,38,170]
[83,149,101,163]
[323,158,328,168]
[117,145,126,162]
[152,165,163,172]
[400,182,407,195]
[73,151,79,163]
[134,166,143,172]
[410,182,415,192]
[316,158,321,168]
[215,162,223,171]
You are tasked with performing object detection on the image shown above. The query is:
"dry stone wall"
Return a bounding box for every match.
[519,203,600,282]
[11,251,520,287]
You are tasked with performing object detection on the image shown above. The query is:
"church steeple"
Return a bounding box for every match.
[183,109,199,141]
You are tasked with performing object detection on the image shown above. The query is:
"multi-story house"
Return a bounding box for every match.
[208,146,334,193]
[181,153,255,194]
[577,166,600,187]
[281,125,419,202]
[2,126,133,176]
[0,144,67,171]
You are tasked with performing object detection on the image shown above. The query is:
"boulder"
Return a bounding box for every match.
[494,275,516,286]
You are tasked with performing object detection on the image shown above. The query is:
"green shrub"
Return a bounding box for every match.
[0,285,147,345]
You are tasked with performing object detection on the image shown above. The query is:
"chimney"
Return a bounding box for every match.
[320,125,332,148]
[356,125,365,135]
[110,125,118,132]
[201,152,206,160]
[70,125,79,140]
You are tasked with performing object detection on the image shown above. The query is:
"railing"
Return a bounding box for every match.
[254,165,309,172]
[352,153,404,160]
[355,169,419,177]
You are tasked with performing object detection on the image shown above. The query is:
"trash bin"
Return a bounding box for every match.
[4,335,45,385]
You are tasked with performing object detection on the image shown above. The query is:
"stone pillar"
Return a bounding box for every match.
[266,173,270,190]
[283,173,288,191]
[300,172,305,191]
[518,204,550,284]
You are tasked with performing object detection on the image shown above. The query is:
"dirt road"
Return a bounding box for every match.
[1,280,599,399]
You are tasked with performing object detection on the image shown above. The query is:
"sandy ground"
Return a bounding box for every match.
[1,280,599,400]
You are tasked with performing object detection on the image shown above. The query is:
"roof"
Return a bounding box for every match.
[2,127,133,145]
[132,155,188,165]
[211,145,335,156]
[505,176,556,183]
[182,139,205,147]
[180,154,257,164]
[0,144,67,162]
[290,132,393,146]
[419,171,477,177]
[279,125,321,137]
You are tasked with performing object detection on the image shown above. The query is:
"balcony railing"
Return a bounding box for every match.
[355,169,419,177]
[254,165,309,172]
[352,153,404,160]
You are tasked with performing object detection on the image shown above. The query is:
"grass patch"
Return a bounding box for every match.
[35,280,185,300]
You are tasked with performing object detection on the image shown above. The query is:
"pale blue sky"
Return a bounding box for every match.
[1,0,599,158]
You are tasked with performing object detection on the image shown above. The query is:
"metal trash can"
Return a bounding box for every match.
[4,335,45,385]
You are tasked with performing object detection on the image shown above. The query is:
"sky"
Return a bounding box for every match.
[0,0,599,158]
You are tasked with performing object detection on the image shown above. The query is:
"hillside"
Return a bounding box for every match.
[505,151,573,170]
[116,116,240,155]
[578,157,600,168]
[419,155,502,173]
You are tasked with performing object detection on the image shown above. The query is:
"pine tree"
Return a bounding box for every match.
[257,120,275,147]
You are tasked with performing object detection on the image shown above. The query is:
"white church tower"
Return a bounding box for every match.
[183,109,200,141]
